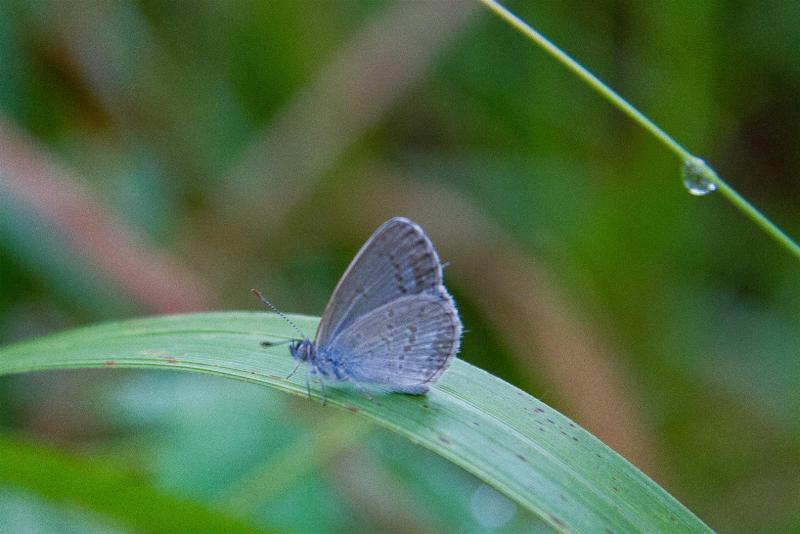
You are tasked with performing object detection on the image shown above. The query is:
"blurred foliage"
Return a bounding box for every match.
[0,0,798,532]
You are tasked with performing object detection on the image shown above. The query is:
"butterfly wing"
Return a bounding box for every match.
[315,217,443,346]
[326,290,462,394]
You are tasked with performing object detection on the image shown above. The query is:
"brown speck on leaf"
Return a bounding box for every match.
[162,356,178,364]
[346,405,360,413]
[104,360,116,367]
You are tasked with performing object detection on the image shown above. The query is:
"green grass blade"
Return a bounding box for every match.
[0,312,710,532]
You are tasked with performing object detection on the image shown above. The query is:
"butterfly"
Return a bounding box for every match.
[254,217,462,403]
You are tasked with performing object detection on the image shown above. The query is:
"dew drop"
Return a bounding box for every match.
[681,157,717,196]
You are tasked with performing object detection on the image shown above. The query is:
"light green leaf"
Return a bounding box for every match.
[0,312,710,532]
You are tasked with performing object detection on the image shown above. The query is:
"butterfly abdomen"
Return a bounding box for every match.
[313,348,350,382]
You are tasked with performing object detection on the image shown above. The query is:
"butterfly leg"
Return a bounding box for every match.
[305,369,328,405]
[286,361,302,379]
[304,370,313,399]
[319,375,328,406]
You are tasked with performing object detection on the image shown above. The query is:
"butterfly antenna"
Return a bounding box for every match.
[251,289,308,340]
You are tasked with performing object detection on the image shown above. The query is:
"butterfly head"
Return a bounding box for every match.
[290,339,314,363]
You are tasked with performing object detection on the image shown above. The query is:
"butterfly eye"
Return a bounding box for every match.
[289,340,312,362]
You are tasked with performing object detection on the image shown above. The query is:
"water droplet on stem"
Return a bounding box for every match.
[682,157,717,196]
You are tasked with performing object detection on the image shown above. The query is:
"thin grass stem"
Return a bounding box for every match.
[480,0,800,261]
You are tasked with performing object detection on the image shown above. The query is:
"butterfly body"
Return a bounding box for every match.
[283,217,462,400]
[290,340,347,381]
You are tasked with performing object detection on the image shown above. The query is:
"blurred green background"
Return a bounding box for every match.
[1,1,798,532]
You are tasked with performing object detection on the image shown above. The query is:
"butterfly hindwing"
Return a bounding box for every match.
[314,217,442,346]
[326,290,462,393]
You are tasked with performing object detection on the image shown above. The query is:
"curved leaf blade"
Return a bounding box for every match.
[0,312,710,532]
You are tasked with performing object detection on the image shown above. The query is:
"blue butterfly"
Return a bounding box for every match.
[254,217,462,403]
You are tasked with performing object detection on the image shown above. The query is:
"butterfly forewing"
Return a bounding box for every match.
[315,217,442,346]
[328,291,461,393]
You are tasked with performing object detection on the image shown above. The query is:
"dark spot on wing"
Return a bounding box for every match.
[400,227,418,242]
